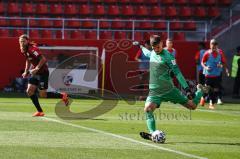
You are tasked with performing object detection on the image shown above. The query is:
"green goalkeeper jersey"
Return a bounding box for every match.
[141,47,189,94]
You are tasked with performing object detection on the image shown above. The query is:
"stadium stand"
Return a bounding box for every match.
[0,0,234,40]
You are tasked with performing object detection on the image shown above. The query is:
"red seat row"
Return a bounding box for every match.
[0,29,186,41]
[0,18,197,30]
[26,0,158,4]
[162,0,232,5]
[12,0,232,5]
[1,2,221,19]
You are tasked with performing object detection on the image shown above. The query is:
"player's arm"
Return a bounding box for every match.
[166,55,188,89]
[22,60,31,78]
[195,51,200,65]
[166,55,195,99]
[201,52,210,71]
[32,55,47,74]
[134,49,142,61]
[220,51,230,76]
[132,41,151,58]
[30,50,47,75]
[36,55,47,70]
[141,46,151,58]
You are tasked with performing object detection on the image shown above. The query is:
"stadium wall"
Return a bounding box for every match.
[0,38,200,93]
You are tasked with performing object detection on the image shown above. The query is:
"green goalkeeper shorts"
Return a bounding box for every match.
[145,88,188,108]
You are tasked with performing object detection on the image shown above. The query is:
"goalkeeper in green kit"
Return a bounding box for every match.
[135,35,208,142]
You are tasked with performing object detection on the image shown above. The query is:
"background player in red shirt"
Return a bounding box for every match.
[19,34,69,117]
[201,39,228,109]
[164,38,177,58]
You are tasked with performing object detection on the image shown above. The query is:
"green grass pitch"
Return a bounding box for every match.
[0,97,239,159]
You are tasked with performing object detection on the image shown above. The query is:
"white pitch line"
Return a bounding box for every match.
[42,117,207,159]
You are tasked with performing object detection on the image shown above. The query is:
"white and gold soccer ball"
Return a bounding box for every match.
[151,130,166,143]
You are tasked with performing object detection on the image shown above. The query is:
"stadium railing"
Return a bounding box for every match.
[0,16,208,41]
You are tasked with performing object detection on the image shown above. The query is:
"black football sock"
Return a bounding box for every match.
[47,92,63,99]
[30,94,43,112]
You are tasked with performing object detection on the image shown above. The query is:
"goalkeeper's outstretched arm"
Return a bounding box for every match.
[166,54,189,89]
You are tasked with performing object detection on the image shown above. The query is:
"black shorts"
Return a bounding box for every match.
[198,71,205,85]
[205,77,220,89]
[28,72,49,90]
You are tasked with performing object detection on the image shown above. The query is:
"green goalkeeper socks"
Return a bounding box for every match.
[145,111,156,133]
[193,90,203,105]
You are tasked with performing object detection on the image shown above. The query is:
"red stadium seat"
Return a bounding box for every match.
[161,0,174,5]
[114,31,127,39]
[93,5,105,16]
[29,18,38,27]
[82,20,96,28]
[146,0,158,4]
[125,21,133,29]
[179,7,192,18]
[50,4,63,15]
[183,21,196,30]
[122,5,134,16]
[56,30,68,39]
[108,5,120,16]
[85,31,97,39]
[103,0,117,3]
[100,31,112,39]
[203,0,216,5]
[0,29,9,37]
[170,21,182,30]
[132,0,144,3]
[79,4,90,15]
[165,6,177,18]
[208,7,220,17]
[39,19,52,27]
[0,2,4,14]
[9,18,27,27]
[150,6,164,17]
[36,4,48,14]
[143,32,154,40]
[195,7,206,18]
[53,19,63,28]
[22,3,34,14]
[132,32,142,41]
[41,30,53,39]
[29,30,41,39]
[153,22,167,30]
[175,0,188,5]
[0,19,8,27]
[219,0,232,5]
[64,4,78,15]
[70,30,85,39]
[121,0,130,3]
[100,20,110,29]
[12,29,25,37]
[161,32,168,40]
[173,32,185,41]
[91,0,102,2]
[136,6,148,17]
[137,21,152,29]
[190,0,202,5]
[8,2,20,14]
[111,20,124,29]
[66,19,81,28]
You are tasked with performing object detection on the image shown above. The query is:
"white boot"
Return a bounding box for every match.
[209,100,215,109]
[217,98,223,105]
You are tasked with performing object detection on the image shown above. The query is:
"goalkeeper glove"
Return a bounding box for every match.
[185,88,195,100]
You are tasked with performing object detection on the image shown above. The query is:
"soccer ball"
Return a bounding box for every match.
[151,130,166,143]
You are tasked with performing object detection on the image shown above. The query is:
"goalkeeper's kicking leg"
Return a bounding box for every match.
[140,84,207,140]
